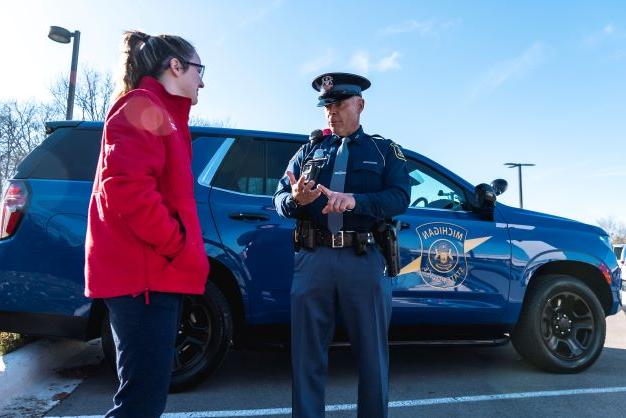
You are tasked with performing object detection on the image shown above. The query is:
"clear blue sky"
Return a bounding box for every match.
[1,1,624,227]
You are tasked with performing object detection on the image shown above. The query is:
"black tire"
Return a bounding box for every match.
[512,274,606,373]
[100,281,233,391]
[171,282,233,391]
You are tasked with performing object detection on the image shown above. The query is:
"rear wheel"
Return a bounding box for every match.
[101,281,233,391]
[171,282,233,391]
[512,275,606,372]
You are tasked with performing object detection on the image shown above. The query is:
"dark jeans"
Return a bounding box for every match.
[104,292,183,418]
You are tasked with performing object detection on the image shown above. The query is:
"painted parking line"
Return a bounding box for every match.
[46,385,626,418]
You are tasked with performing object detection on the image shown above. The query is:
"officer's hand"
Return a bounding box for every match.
[317,185,356,214]
[287,171,321,206]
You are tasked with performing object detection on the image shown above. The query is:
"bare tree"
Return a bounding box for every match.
[189,115,234,128]
[0,101,52,194]
[50,66,230,127]
[76,67,114,121]
[48,74,68,121]
[597,216,626,245]
[1,68,231,196]
[49,65,114,121]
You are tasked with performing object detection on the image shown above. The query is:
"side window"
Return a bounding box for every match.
[191,136,226,179]
[266,141,301,194]
[213,137,265,195]
[407,159,467,211]
[212,137,301,196]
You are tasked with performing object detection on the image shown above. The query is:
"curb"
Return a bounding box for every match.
[0,338,103,417]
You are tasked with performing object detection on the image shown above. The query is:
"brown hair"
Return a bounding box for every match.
[116,30,196,98]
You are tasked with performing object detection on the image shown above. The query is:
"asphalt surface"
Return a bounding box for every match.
[45,313,626,418]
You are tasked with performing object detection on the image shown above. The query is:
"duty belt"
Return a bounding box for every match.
[314,230,375,248]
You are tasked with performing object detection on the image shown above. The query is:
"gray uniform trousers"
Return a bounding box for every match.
[290,245,392,418]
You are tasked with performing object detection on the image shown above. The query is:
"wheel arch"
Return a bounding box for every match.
[525,260,612,314]
[206,256,247,346]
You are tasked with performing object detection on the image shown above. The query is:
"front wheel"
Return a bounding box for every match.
[512,275,606,373]
[101,281,233,391]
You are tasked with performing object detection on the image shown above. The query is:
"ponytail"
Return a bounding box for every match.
[116,30,196,98]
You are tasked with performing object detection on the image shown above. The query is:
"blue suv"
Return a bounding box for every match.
[0,120,622,390]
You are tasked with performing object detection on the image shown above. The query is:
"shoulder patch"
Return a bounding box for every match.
[389,142,406,161]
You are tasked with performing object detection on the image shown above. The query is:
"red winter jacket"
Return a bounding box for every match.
[85,76,209,298]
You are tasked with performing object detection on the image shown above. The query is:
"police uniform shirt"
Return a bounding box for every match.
[274,125,411,231]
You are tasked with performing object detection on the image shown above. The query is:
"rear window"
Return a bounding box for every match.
[15,127,224,183]
[14,128,101,181]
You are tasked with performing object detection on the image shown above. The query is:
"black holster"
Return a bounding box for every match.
[354,234,368,256]
[372,220,401,277]
[294,220,315,252]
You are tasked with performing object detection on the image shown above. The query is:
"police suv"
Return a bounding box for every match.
[0,121,622,390]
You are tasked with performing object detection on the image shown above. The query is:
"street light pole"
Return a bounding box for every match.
[504,162,535,209]
[48,26,81,120]
[66,31,80,120]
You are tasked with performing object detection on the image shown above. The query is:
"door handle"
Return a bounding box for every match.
[400,222,411,230]
[228,212,270,222]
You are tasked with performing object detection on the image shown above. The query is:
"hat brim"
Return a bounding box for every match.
[316,93,359,107]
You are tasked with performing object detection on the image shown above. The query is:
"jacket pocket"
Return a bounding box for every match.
[144,242,170,281]
[168,202,208,275]
[350,160,383,192]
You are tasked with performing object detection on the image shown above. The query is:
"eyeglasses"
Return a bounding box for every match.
[182,61,205,79]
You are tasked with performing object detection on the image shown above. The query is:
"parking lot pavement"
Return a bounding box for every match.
[0,338,102,418]
[45,313,626,418]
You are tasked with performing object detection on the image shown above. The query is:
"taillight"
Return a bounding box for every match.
[0,181,28,239]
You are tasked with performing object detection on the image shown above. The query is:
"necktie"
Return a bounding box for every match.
[327,137,351,234]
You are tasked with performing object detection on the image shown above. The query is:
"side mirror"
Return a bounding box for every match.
[473,183,497,221]
[491,179,508,196]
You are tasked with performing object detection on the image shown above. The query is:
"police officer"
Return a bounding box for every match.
[273,72,411,418]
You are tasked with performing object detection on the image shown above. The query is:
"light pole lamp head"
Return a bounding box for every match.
[48,26,73,44]
[504,163,536,168]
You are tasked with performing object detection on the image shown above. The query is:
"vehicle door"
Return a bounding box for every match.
[207,136,303,324]
[392,156,512,326]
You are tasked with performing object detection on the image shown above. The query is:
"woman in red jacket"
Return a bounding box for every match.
[85,30,209,418]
